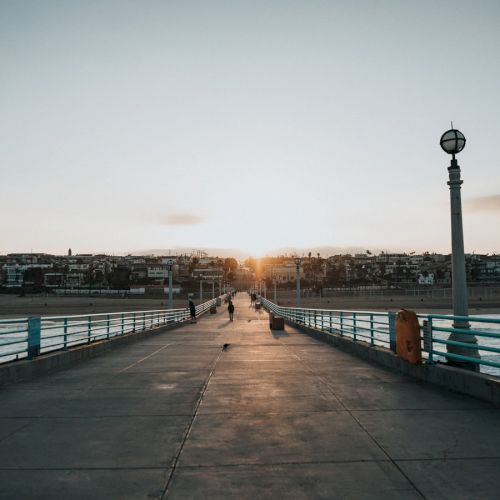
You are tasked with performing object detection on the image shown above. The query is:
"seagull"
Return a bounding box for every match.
[223,343,230,350]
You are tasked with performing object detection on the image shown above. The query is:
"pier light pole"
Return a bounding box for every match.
[295,257,302,306]
[440,127,480,370]
[199,279,203,302]
[166,259,174,309]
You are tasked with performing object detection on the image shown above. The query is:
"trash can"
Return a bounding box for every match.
[271,315,285,330]
[269,312,274,329]
[395,309,422,364]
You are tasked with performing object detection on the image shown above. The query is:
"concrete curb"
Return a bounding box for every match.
[287,320,500,407]
[0,321,188,387]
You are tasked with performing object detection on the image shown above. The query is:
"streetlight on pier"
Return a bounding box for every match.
[439,127,480,370]
[166,259,174,309]
[272,267,277,303]
[295,257,302,306]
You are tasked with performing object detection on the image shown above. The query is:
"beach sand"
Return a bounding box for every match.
[0,294,197,319]
[0,292,498,319]
[270,295,500,315]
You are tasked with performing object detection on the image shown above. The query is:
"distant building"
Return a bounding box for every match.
[417,273,435,285]
[263,263,304,283]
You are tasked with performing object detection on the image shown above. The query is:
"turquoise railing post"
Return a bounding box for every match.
[353,313,357,341]
[63,318,68,350]
[314,310,317,329]
[329,312,332,333]
[423,317,434,364]
[106,315,110,340]
[389,311,396,352]
[133,312,136,333]
[27,316,41,359]
[121,313,124,335]
[87,316,92,343]
[340,312,344,336]
[370,314,374,346]
[143,312,146,331]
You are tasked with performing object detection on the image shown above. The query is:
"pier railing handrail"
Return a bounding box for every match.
[42,308,188,321]
[0,295,227,364]
[259,297,500,376]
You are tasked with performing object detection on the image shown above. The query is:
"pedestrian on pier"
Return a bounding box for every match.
[189,299,196,323]
[228,299,235,321]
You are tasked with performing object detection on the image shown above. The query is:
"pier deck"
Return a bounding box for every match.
[1,294,499,499]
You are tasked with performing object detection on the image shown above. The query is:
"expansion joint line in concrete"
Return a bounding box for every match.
[118,344,172,373]
[160,344,225,499]
[279,342,428,500]
[0,421,33,446]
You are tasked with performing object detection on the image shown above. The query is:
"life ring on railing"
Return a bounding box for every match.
[395,309,422,364]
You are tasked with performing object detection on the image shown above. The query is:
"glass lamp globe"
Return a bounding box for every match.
[440,129,466,155]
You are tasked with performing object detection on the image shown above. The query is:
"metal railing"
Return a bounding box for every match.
[0,296,224,365]
[260,297,500,377]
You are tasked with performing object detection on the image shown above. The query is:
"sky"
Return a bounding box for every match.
[1,0,500,257]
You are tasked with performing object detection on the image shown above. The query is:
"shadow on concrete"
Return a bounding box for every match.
[271,329,290,338]
[217,321,233,329]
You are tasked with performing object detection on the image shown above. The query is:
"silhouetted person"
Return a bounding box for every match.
[228,299,235,321]
[189,299,196,323]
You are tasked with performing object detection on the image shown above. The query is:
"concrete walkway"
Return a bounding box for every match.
[1,293,499,499]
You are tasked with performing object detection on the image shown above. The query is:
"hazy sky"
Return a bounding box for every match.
[1,0,500,256]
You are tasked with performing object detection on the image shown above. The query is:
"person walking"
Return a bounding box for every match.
[228,299,235,321]
[188,298,196,323]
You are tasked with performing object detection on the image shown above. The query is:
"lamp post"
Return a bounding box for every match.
[199,279,203,302]
[166,259,174,309]
[439,127,480,370]
[295,257,302,306]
